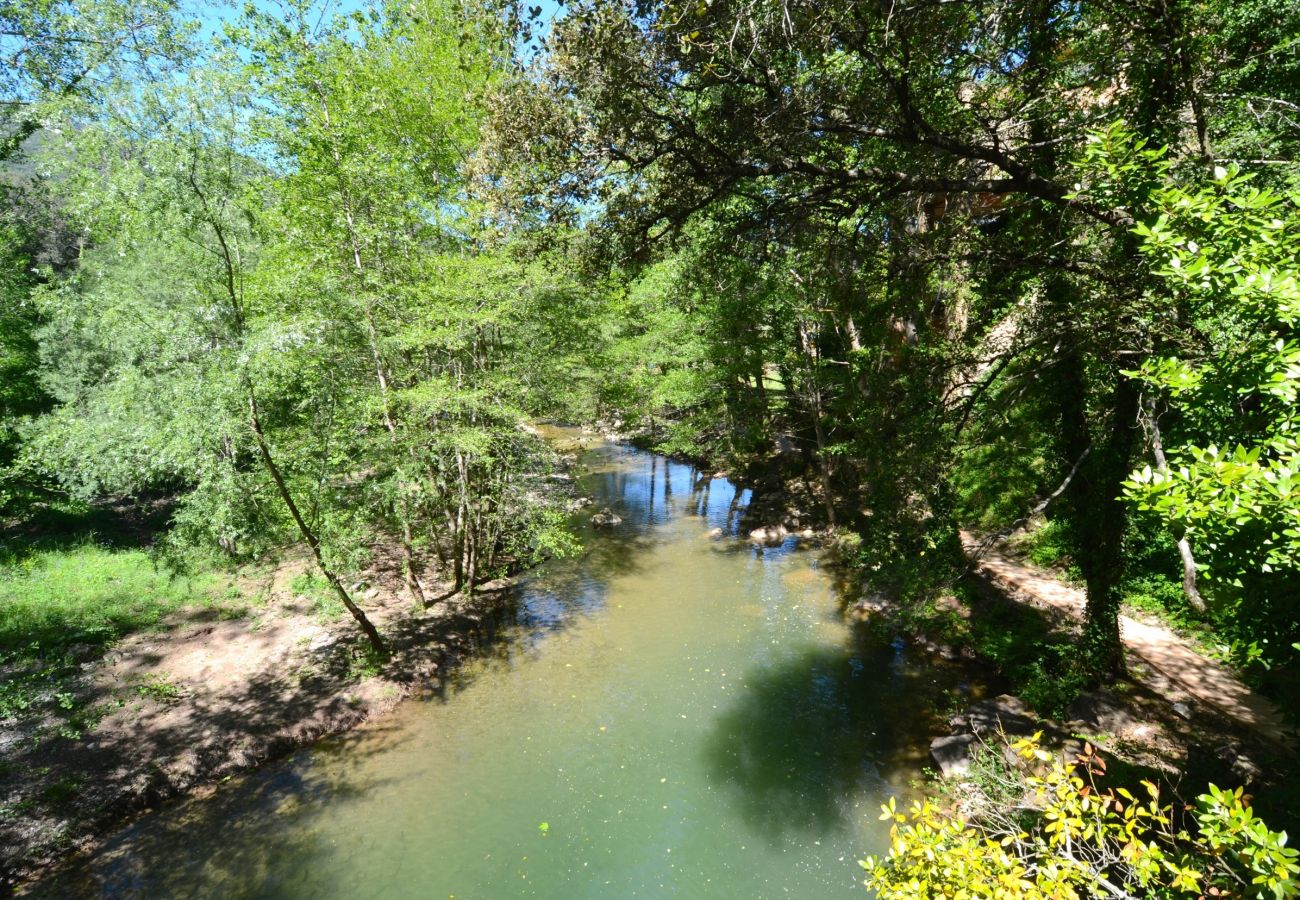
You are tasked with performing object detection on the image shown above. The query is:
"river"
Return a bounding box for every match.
[35,436,983,898]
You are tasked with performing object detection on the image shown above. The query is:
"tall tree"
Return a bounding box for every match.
[483,0,1300,674]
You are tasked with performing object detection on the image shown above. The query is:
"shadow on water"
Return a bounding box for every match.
[26,438,1010,897]
[702,625,980,844]
[28,722,412,900]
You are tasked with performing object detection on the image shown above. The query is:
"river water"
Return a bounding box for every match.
[36,437,983,898]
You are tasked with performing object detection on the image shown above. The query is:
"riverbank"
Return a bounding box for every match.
[731,463,1298,822]
[868,533,1298,830]
[1,547,527,892]
[21,439,989,899]
[4,427,595,892]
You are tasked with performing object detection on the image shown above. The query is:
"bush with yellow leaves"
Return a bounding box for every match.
[861,733,1298,898]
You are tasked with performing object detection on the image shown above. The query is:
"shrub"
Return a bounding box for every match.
[861,734,1299,898]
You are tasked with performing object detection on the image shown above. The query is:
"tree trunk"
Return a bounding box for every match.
[1058,351,1137,678]
[1143,396,1207,614]
[247,388,387,657]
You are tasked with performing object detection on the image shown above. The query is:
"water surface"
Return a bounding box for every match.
[38,438,978,898]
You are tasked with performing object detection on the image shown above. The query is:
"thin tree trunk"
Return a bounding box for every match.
[1143,396,1207,614]
[247,388,387,657]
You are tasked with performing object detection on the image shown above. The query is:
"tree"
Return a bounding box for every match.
[482,0,1300,675]
[27,48,391,653]
[1082,132,1300,669]
[1,0,189,163]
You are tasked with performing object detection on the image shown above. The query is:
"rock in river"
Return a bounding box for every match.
[930,733,977,779]
[591,507,622,527]
[748,524,788,546]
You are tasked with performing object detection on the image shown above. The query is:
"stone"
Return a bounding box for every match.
[748,524,788,546]
[930,733,977,778]
[1172,701,1194,720]
[703,527,724,539]
[951,695,1038,739]
[1066,691,1142,736]
[591,507,623,527]
[307,634,335,654]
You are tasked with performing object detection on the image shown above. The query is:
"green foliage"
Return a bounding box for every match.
[1079,126,1300,670]
[133,675,182,704]
[0,0,193,163]
[12,0,589,655]
[863,735,1300,898]
[0,542,220,656]
[1125,171,1300,578]
[1015,520,1083,583]
[964,598,1087,719]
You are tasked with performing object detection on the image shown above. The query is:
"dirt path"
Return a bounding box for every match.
[960,532,1292,747]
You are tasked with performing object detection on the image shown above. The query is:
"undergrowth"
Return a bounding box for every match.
[0,532,252,734]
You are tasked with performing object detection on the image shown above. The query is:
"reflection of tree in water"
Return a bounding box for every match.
[581,445,746,532]
[702,631,968,843]
[496,444,742,643]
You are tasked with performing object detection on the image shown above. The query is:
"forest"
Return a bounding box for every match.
[2,0,1299,895]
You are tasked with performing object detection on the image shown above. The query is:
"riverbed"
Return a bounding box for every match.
[34,438,980,898]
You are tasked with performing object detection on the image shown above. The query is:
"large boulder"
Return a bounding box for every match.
[950,694,1039,739]
[930,733,977,779]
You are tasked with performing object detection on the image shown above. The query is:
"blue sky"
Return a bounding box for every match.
[193,0,566,51]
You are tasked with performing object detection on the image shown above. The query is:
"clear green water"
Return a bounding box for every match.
[37,439,983,898]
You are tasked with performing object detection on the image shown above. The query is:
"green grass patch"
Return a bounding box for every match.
[133,674,183,704]
[0,542,221,657]
[0,538,256,731]
[291,570,345,622]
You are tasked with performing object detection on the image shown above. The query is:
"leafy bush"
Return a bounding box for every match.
[1014,519,1082,582]
[1019,654,1089,720]
[862,734,1299,898]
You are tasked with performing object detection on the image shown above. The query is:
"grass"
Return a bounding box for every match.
[0,541,222,658]
[0,500,260,733]
[133,674,183,703]
[291,570,346,622]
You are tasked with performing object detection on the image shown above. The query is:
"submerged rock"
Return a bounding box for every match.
[748,524,788,546]
[591,507,622,527]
